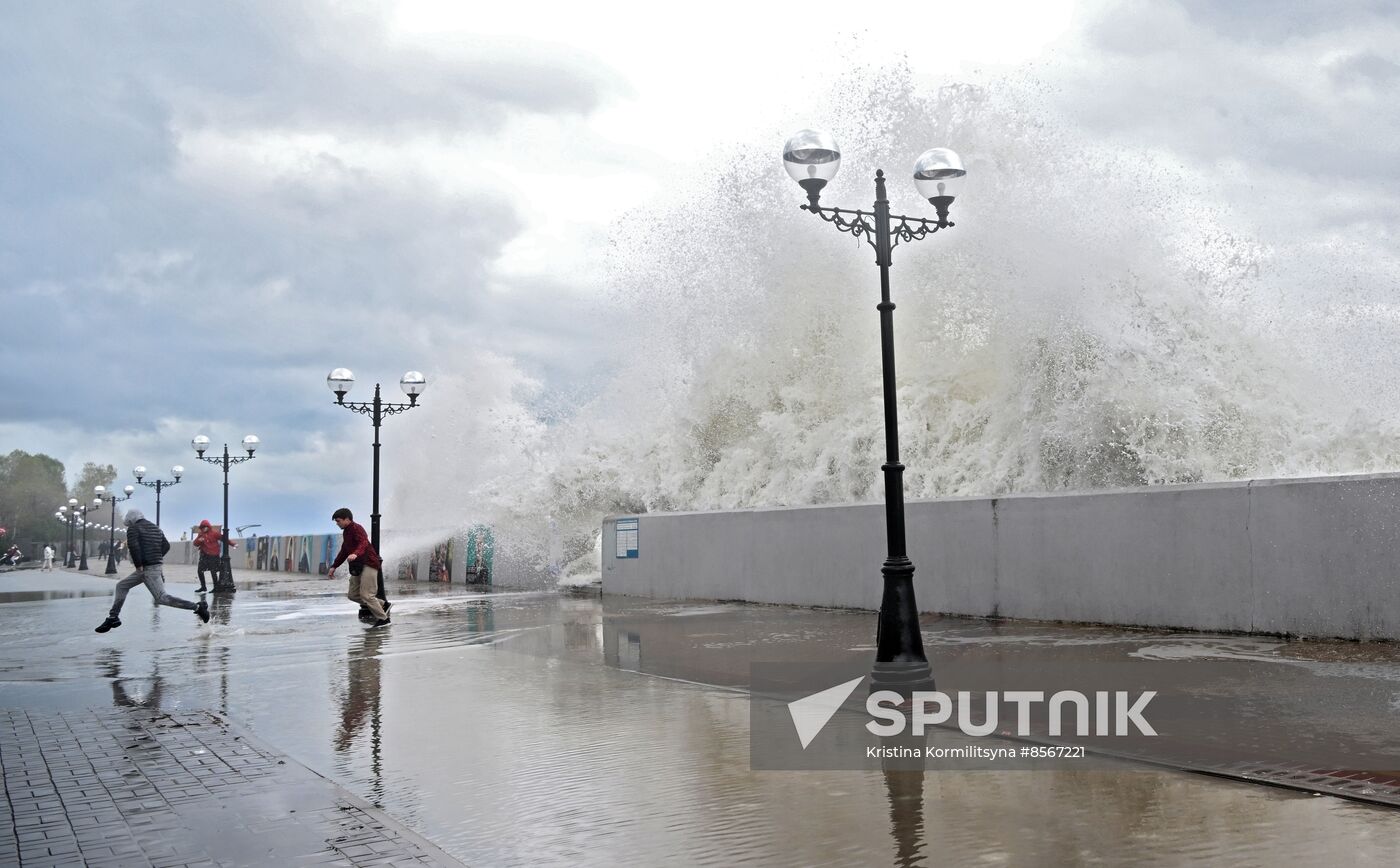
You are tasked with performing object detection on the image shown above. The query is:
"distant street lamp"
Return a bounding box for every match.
[782,129,967,695]
[192,434,259,594]
[326,368,427,605]
[56,505,78,567]
[59,499,96,570]
[77,501,99,571]
[133,464,183,527]
[94,485,135,575]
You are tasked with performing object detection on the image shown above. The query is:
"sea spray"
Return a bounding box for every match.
[387,63,1400,583]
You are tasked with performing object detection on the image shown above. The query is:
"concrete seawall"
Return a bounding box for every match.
[601,473,1400,640]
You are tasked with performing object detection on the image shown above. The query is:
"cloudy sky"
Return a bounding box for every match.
[3,0,1397,536]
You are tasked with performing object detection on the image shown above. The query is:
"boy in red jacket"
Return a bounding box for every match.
[327,508,388,626]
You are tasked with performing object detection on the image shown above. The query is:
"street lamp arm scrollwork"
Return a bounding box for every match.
[802,197,952,257]
[337,399,419,419]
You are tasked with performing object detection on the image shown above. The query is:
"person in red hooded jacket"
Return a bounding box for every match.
[192,519,235,593]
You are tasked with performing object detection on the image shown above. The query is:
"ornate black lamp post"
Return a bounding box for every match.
[192,434,259,594]
[782,129,967,695]
[133,464,183,527]
[94,484,135,575]
[56,505,78,567]
[77,501,100,571]
[326,368,428,605]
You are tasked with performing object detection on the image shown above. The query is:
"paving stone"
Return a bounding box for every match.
[1,708,463,868]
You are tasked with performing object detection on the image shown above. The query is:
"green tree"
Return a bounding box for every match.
[71,462,117,503]
[0,450,68,554]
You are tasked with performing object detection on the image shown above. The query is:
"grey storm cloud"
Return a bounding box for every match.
[1069,0,1400,195]
[0,1,627,435]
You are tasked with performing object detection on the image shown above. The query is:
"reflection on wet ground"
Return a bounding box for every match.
[0,589,113,603]
[4,566,1400,866]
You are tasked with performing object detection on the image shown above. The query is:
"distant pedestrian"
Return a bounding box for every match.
[95,509,207,633]
[43,545,54,571]
[327,508,389,626]
[192,519,235,593]
[114,540,126,565]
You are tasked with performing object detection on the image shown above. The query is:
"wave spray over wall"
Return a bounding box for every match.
[390,65,1400,581]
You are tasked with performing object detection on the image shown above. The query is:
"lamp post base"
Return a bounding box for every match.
[869,660,935,698]
[213,556,237,594]
[105,554,117,576]
[78,553,89,571]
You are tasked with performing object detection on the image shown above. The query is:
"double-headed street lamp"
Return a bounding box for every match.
[782,129,967,696]
[192,434,259,594]
[133,465,183,527]
[94,485,135,575]
[326,369,428,604]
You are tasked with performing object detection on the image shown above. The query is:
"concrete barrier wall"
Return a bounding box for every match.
[168,528,498,586]
[602,473,1400,641]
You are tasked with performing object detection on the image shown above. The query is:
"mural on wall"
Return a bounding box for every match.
[429,540,453,583]
[465,525,495,584]
[179,531,495,584]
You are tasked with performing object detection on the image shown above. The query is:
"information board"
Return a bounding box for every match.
[615,517,639,558]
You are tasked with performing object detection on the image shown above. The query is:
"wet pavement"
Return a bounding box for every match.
[4,565,1400,866]
[0,706,461,867]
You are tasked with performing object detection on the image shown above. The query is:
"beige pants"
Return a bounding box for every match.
[348,566,387,620]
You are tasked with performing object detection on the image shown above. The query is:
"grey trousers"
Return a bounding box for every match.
[109,565,198,617]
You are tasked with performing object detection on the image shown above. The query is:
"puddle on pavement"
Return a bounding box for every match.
[3,568,1400,866]
[0,589,112,603]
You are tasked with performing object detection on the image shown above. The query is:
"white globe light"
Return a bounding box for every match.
[782,129,842,184]
[912,147,966,200]
[400,371,427,398]
[327,368,355,397]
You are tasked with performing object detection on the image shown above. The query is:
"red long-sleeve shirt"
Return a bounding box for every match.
[193,528,235,556]
[332,521,382,571]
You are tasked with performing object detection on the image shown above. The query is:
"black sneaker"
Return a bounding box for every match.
[382,601,392,616]
[195,600,210,624]
[95,616,121,633]
[370,618,390,628]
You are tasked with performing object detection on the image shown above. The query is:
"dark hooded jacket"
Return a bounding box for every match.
[127,518,171,568]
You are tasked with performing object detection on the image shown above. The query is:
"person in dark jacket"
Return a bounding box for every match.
[326,508,389,626]
[95,509,208,633]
